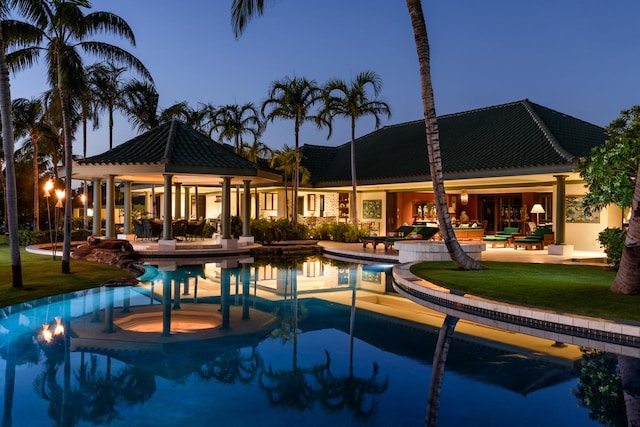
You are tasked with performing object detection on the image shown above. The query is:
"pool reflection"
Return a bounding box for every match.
[0,256,633,426]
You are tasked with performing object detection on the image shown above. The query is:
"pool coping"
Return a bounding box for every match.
[392,262,640,357]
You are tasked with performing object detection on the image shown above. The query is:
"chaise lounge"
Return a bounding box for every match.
[482,226,520,248]
[363,225,416,249]
[382,226,440,251]
[513,227,554,250]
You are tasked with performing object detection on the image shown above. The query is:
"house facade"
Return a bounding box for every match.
[73,100,616,252]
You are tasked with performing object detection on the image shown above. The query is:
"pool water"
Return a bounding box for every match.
[0,256,629,426]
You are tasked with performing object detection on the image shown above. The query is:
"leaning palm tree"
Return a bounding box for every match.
[323,71,391,231]
[262,77,325,223]
[231,0,484,269]
[8,0,152,273]
[213,102,262,154]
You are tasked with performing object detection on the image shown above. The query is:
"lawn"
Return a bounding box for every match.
[410,261,640,322]
[0,248,135,308]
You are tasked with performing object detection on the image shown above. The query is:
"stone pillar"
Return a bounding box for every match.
[92,178,102,236]
[221,177,237,248]
[184,186,191,220]
[241,179,253,242]
[195,186,200,219]
[122,181,132,235]
[105,175,115,238]
[548,175,573,256]
[174,182,182,219]
[163,174,173,240]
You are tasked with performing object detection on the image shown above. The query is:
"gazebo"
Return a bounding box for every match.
[69,120,281,249]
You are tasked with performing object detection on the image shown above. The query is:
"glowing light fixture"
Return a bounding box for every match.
[530,203,545,224]
[460,190,469,206]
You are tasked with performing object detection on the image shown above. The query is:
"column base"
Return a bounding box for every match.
[547,244,573,257]
[221,238,238,249]
[239,236,254,245]
[117,233,136,241]
[158,239,177,250]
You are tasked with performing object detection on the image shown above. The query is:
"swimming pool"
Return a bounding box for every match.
[0,256,630,426]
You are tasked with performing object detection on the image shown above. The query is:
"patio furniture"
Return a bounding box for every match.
[143,219,163,240]
[186,219,206,240]
[483,226,520,248]
[513,227,554,250]
[383,226,440,251]
[452,225,485,241]
[173,219,187,240]
[363,225,416,249]
[133,219,147,240]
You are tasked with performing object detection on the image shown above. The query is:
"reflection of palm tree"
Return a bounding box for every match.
[315,351,388,421]
[426,315,459,427]
[197,347,262,385]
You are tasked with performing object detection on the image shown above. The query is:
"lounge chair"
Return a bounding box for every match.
[383,226,440,251]
[513,227,554,250]
[362,225,416,249]
[483,226,520,248]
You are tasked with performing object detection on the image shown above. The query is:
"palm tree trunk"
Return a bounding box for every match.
[293,124,299,223]
[406,0,484,270]
[611,162,640,294]
[350,119,359,231]
[0,27,23,287]
[33,135,40,232]
[426,315,458,427]
[59,83,73,274]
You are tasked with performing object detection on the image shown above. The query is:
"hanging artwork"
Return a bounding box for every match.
[363,200,382,219]
[565,196,600,223]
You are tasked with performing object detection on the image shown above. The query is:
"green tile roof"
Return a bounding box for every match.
[301,99,606,186]
[78,120,258,175]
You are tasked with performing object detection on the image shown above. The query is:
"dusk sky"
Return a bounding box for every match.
[10,0,640,157]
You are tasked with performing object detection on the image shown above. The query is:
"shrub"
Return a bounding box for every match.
[250,218,309,244]
[598,227,626,270]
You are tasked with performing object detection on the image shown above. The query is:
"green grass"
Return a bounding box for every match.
[410,261,640,322]
[0,248,134,308]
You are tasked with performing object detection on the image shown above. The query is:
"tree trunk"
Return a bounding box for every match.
[0,27,23,287]
[426,315,458,427]
[293,123,299,223]
[406,0,485,270]
[611,162,640,294]
[350,119,359,231]
[33,133,40,232]
[58,79,73,274]
[618,355,640,427]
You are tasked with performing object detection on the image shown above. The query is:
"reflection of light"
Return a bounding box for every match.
[116,312,221,333]
[41,323,52,343]
[53,316,64,336]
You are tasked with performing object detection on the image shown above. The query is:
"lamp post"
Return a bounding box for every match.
[54,188,65,260]
[43,180,55,260]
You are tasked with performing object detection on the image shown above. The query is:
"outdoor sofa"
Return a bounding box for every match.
[382,226,440,251]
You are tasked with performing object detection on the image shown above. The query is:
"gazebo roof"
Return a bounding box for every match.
[71,121,280,185]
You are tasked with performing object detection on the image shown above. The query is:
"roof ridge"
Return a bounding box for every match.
[437,99,527,120]
[521,100,574,162]
[162,120,178,163]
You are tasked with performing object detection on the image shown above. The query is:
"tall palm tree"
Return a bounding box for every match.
[120,78,160,132]
[213,102,262,154]
[0,0,44,288]
[86,61,126,150]
[262,77,325,223]
[9,0,152,274]
[323,71,391,231]
[270,144,298,220]
[231,0,484,269]
[12,96,55,232]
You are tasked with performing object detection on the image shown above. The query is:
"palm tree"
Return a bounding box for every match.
[8,0,152,273]
[231,0,484,269]
[262,77,325,223]
[120,78,160,132]
[86,61,127,150]
[213,102,262,154]
[270,144,310,221]
[323,71,391,231]
[0,0,44,288]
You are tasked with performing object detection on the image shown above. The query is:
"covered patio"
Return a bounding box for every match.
[69,120,281,250]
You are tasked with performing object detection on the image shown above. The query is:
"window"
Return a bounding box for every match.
[261,193,276,210]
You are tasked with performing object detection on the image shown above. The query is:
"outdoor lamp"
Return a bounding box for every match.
[44,179,54,198]
[55,189,65,208]
[460,190,468,206]
[530,203,545,224]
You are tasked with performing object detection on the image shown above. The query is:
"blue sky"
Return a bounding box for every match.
[10,0,640,157]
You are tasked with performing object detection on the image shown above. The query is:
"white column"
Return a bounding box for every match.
[105,175,115,238]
